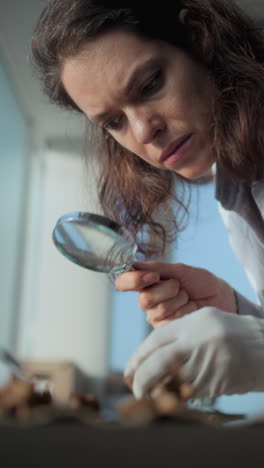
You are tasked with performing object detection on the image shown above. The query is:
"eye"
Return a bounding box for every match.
[103,115,124,131]
[141,70,163,97]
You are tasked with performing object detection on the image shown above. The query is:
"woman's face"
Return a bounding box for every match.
[62,29,216,180]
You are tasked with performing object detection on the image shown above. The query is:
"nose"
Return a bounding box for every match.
[129,108,166,145]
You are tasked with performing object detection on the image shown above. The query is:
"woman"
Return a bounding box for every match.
[32,0,264,399]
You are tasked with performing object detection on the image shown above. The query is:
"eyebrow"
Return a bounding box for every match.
[92,57,161,124]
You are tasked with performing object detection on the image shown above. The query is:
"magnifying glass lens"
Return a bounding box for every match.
[52,212,137,274]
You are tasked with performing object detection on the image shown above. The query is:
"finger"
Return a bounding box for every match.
[146,290,189,323]
[139,279,180,311]
[133,261,187,281]
[147,298,197,328]
[131,341,184,398]
[115,270,160,291]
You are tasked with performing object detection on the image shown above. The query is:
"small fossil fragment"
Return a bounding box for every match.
[0,373,243,428]
[118,365,201,426]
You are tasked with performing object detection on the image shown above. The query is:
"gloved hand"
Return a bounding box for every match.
[124,307,264,399]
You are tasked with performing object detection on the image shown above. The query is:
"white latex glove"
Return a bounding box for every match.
[124,307,264,399]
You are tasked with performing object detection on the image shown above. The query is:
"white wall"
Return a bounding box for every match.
[17,149,112,385]
[0,58,30,350]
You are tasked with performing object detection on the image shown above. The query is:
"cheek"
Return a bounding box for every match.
[167,69,212,121]
[113,133,141,155]
[164,76,197,121]
[163,92,192,122]
[191,76,214,119]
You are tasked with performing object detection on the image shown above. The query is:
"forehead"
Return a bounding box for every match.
[63,28,164,73]
[61,30,166,115]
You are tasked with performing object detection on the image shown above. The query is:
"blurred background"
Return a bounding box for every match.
[0,0,264,414]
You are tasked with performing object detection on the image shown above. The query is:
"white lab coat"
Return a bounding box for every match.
[216,165,264,318]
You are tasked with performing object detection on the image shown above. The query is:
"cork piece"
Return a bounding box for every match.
[0,377,34,412]
[116,397,157,426]
[179,383,193,401]
[68,393,100,412]
[153,391,182,415]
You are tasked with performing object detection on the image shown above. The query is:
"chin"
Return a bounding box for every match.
[180,170,212,181]
[175,157,215,181]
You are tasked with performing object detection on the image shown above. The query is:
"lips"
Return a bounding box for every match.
[160,134,192,163]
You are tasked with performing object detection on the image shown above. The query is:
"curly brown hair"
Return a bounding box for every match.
[32,0,264,258]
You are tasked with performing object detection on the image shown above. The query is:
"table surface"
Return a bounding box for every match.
[0,420,264,467]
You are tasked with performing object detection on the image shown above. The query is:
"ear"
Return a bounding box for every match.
[179,8,213,63]
[179,8,197,43]
[179,8,189,24]
[179,8,198,48]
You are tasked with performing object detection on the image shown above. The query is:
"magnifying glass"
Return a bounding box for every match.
[52,211,138,274]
